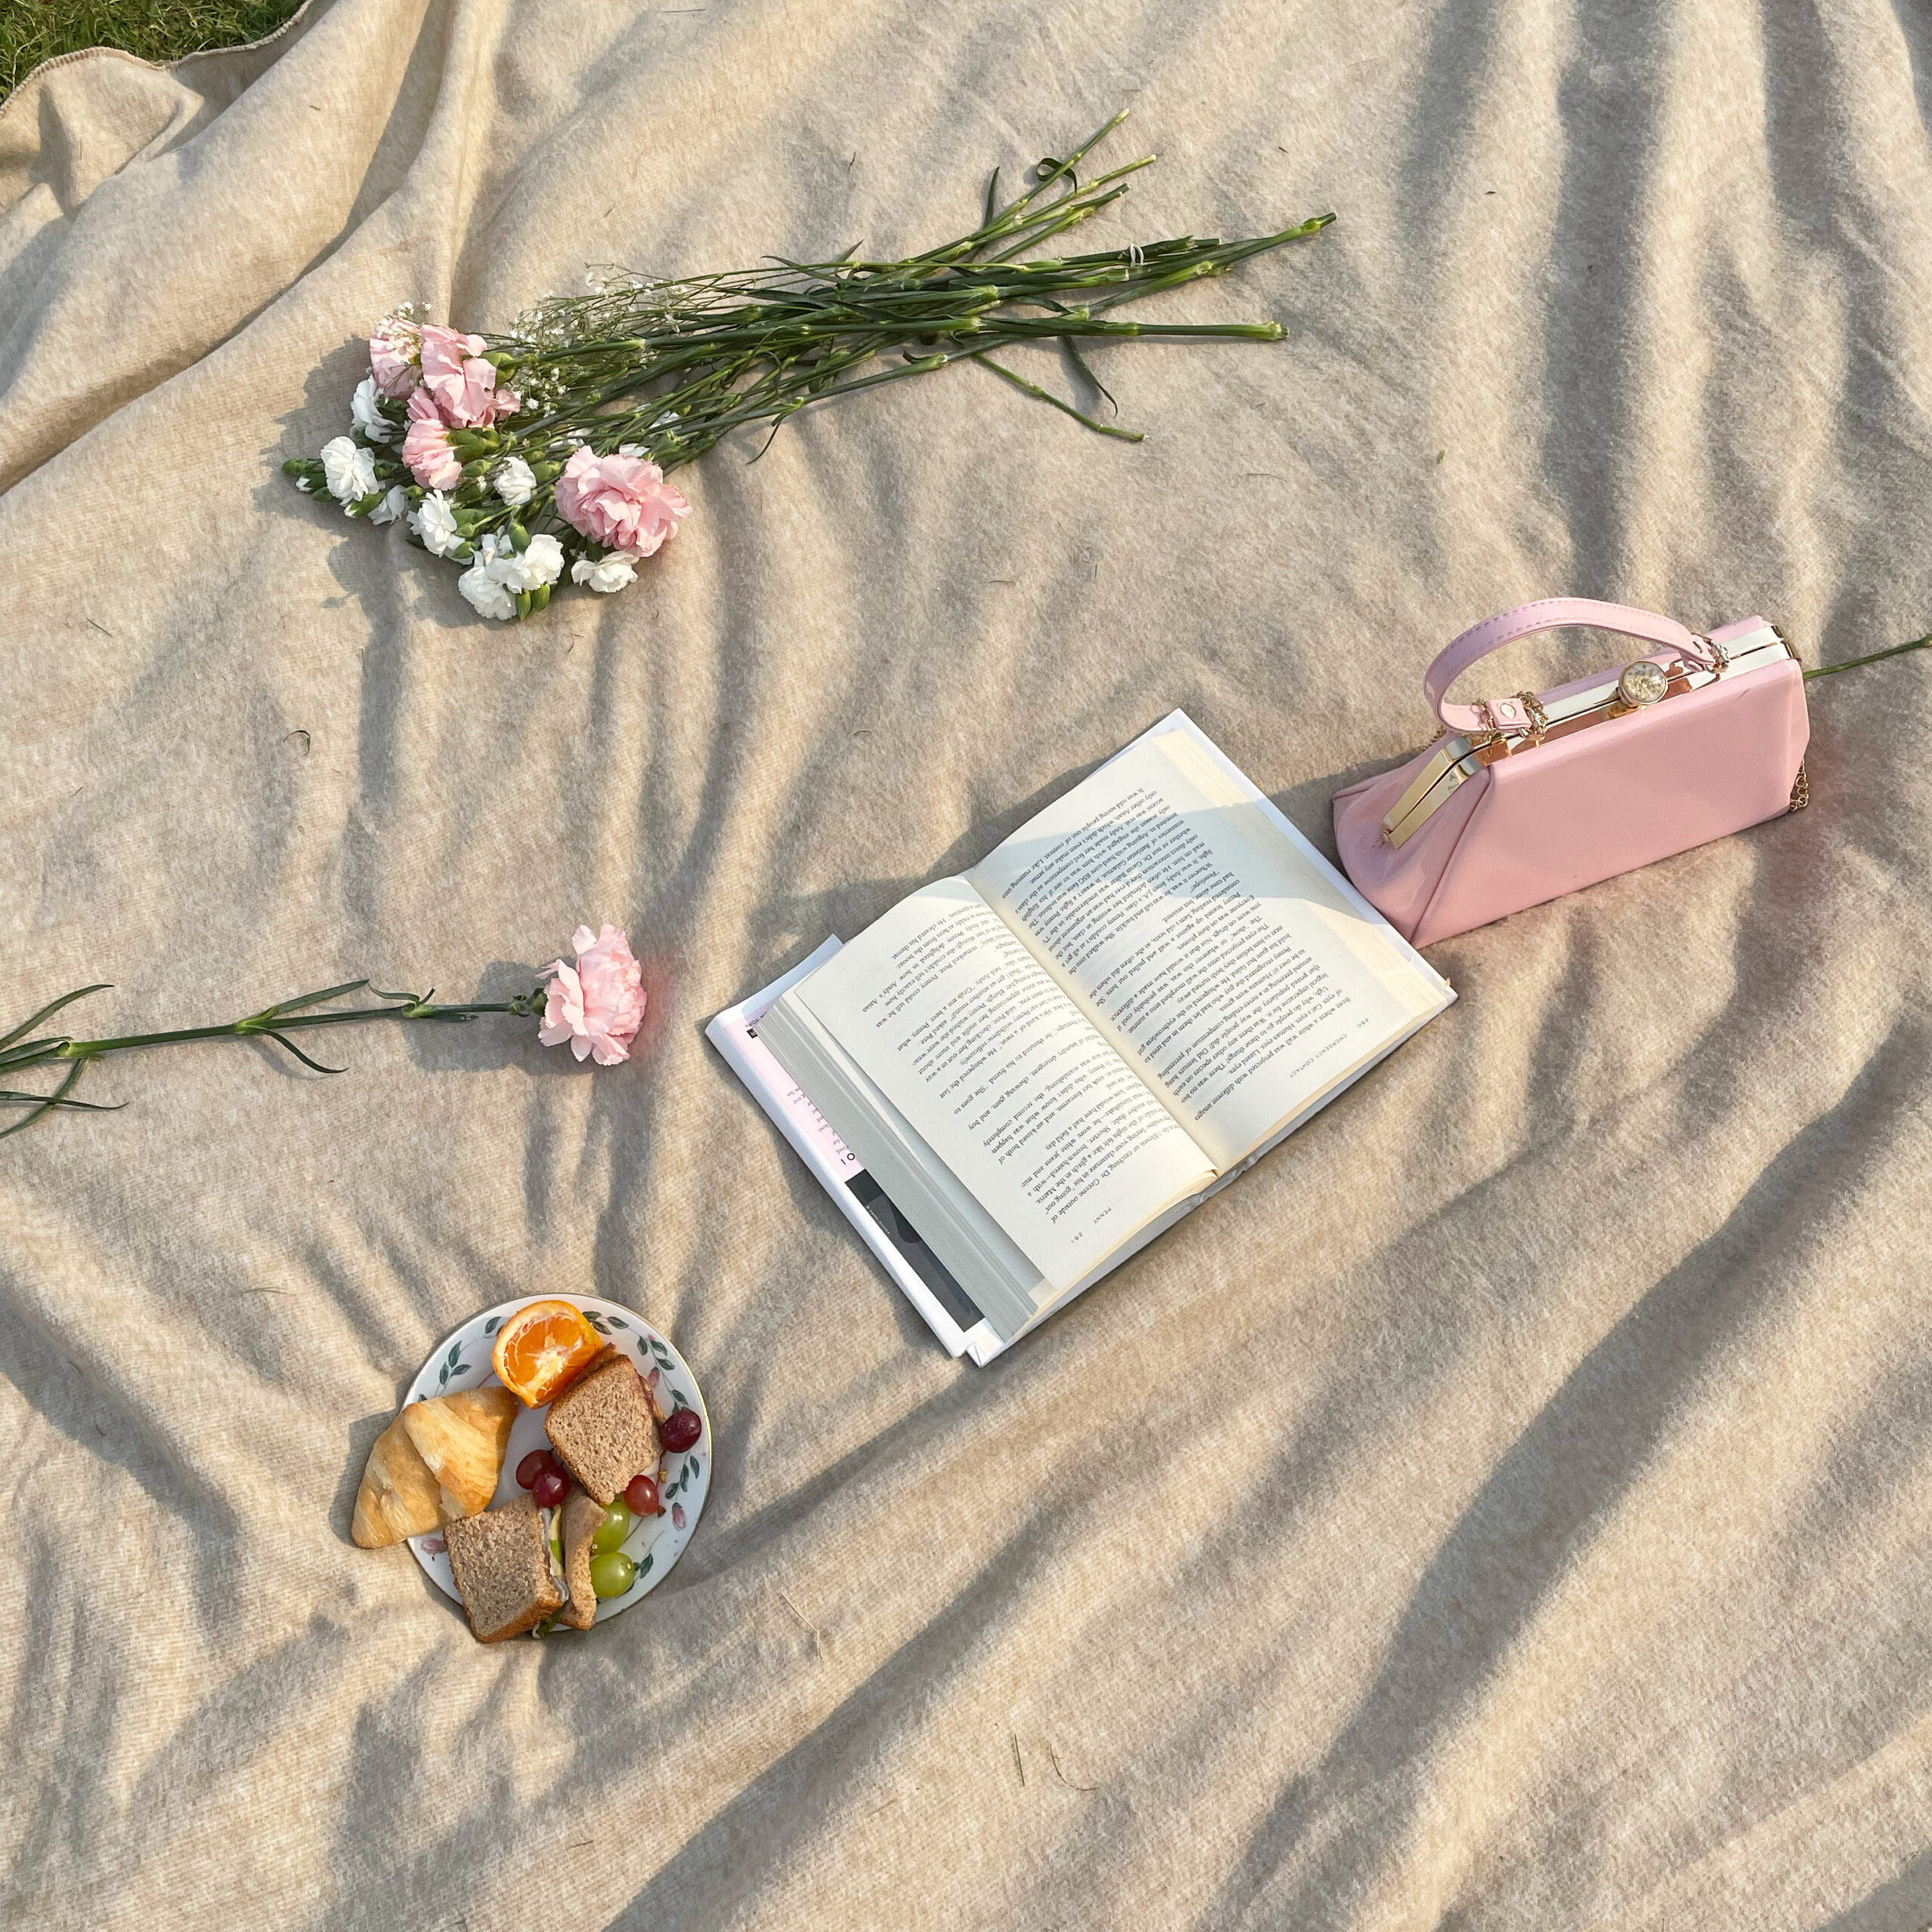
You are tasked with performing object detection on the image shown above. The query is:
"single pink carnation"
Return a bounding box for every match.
[420,322,513,428]
[369,314,422,398]
[555,448,691,558]
[539,923,645,1066]
[401,389,463,490]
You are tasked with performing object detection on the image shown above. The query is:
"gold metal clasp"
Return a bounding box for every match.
[1380,730,1509,848]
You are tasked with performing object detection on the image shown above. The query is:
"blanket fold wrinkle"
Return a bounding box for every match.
[2,0,1930,1926]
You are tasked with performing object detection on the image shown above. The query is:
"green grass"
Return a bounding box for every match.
[0,0,306,103]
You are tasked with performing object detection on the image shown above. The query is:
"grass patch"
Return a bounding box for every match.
[1,1,306,103]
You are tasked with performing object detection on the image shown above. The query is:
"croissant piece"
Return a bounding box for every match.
[351,1413,445,1548]
[401,1386,518,1519]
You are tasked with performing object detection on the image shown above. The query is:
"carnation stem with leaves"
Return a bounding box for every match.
[284,109,1333,621]
[0,924,645,1140]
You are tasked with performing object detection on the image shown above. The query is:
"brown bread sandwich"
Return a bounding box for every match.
[442,1493,565,1642]
[557,1489,605,1629]
[543,1346,660,1506]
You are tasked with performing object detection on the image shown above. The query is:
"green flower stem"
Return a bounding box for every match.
[516,301,1295,471]
[511,290,1297,365]
[971,354,1143,441]
[49,999,542,1058]
[1804,634,1932,679]
[0,980,549,1140]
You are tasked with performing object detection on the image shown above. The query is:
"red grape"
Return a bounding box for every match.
[660,1408,702,1453]
[625,1472,663,1516]
[531,1468,569,1508]
[515,1450,555,1491]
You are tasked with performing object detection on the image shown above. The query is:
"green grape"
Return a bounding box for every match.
[589,1550,636,1599]
[592,1498,636,1554]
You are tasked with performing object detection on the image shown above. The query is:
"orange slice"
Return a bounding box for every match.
[491,1300,604,1407]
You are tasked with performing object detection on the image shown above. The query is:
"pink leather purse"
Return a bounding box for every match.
[1334,598,1810,946]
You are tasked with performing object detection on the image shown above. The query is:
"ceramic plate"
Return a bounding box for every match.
[406,1294,709,1629]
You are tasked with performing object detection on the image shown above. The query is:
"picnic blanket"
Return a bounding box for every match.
[5,2,1932,1925]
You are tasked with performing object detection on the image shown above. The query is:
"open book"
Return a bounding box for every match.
[751,714,1454,1349]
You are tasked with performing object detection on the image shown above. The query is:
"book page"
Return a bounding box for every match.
[783,877,1216,1293]
[968,729,1438,1172]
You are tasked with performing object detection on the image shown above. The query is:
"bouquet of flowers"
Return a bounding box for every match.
[283,111,1332,622]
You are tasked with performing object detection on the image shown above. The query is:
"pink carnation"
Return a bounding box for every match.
[401,389,463,490]
[555,448,691,558]
[539,924,645,1066]
[420,323,513,428]
[369,314,421,398]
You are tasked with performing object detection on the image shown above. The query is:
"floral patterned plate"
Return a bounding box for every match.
[406,1294,709,1629]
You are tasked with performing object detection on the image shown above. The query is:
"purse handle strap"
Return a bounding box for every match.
[1426,597,1713,733]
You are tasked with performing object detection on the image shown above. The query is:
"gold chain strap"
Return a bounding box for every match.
[1789,762,1809,811]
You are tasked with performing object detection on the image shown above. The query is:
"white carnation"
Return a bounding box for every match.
[371,485,408,526]
[457,561,516,620]
[571,550,638,594]
[477,529,565,593]
[411,491,463,557]
[321,435,377,504]
[351,376,395,445]
[617,443,645,458]
[493,457,535,506]
[514,532,565,588]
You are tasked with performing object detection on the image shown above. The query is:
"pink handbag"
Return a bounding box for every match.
[1334,598,1810,946]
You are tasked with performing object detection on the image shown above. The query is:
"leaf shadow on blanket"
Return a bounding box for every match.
[1818,1842,1932,1932]
[575,999,1929,1929]
[586,1432,1099,1932]
[734,726,1399,985]
[1196,1014,1932,1927]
